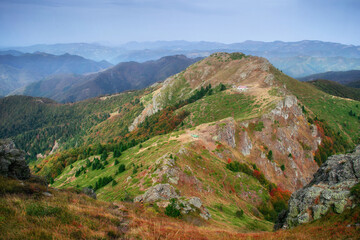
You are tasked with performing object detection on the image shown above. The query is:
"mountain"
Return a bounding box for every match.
[1,52,359,238]
[307,79,360,101]
[268,56,360,78]
[347,80,360,88]
[299,70,360,86]
[2,43,124,62]
[0,52,112,96]
[229,40,360,58]
[4,40,360,78]
[20,55,201,103]
[0,50,23,56]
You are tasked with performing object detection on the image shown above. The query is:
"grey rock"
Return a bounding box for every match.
[188,197,202,209]
[0,139,30,180]
[134,183,179,203]
[82,187,97,199]
[42,192,53,197]
[217,120,236,148]
[136,184,211,220]
[276,145,360,229]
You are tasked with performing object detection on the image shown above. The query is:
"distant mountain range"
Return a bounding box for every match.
[299,70,360,86]
[17,55,201,103]
[3,40,360,77]
[0,52,112,96]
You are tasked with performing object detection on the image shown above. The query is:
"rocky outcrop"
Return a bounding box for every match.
[82,187,97,199]
[276,145,360,229]
[134,183,180,203]
[134,183,211,220]
[0,139,30,180]
[217,120,236,148]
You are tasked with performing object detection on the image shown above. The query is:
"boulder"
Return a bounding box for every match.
[82,187,97,199]
[0,139,30,180]
[276,145,360,229]
[134,183,179,203]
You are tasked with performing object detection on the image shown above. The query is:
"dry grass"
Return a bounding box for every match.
[125,202,360,240]
[0,176,128,240]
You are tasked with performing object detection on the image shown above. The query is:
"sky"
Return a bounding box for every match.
[0,0,359,47]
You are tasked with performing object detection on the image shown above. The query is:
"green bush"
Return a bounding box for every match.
[165,198,181,218]
[267,150,273,161]
[226,161,253,175]
[280,164,285,171]
[235,209,244,218]
[117,164,126,174]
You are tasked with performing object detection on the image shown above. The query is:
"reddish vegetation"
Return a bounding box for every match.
[269,187,291,203]
[313,120,350,166]
[253,170,261,179]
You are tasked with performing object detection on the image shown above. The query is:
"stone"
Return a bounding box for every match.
[312,205,328,220]
[82,187,97,199]
[134,183,179,203]
[42,192,53,197]
[188,197,202,208]
[334,200,347,214]
[0,139,30,180]
[276,145,360,229]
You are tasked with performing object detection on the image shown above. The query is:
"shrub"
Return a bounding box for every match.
[226,161,252,175]
[165,198,181,218]
[112,180,117,186]
[280,164,285,171]
[94,176,113,191]
[235,209,244,218]
[267,150,273,161]
[117,164,126,174]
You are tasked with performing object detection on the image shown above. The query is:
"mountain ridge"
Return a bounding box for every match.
[18,55,201,103]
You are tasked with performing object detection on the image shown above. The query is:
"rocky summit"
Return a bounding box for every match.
[0,139,30,180]
[276,145,360,229]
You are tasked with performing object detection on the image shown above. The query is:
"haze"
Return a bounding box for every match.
[0,0,359,46]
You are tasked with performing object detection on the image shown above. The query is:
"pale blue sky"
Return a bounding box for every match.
[0,0,359,46]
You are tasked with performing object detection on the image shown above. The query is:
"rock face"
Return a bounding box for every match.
[134,183,211,220]
[276,145,360,229]
[0,139,30,180]
[134,183,179,203]
[82,187,97,199]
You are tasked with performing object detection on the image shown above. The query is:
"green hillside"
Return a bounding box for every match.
[2,53,360,236]
[308,79,360,101]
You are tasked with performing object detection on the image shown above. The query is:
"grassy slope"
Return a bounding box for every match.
[49,130,273,232]
[0,176,128,240]
[1,175,359,240]
[0,89,147,159]
[308,79,360,101]
[272,66,360,145]
[178,91,259,128]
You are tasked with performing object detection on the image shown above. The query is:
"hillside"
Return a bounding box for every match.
[0,52,112,96]
[20,55,200,103]
[299,70,360,86]
[1,52,360,237]
[307,79,360,101]
[0,90,147,160]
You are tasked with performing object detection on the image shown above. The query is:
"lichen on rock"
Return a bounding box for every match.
[276,145,360,229]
